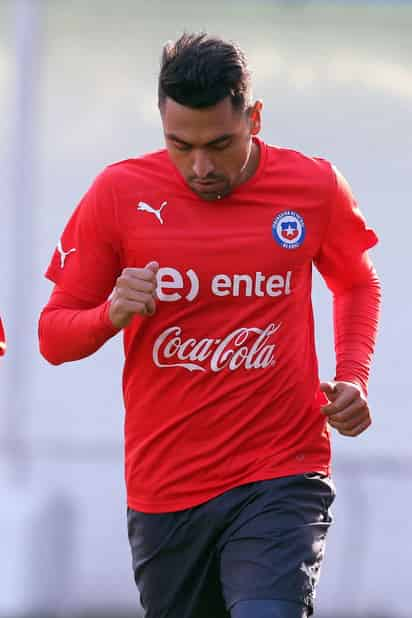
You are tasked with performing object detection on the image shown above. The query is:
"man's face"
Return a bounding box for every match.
[161,96,259,201]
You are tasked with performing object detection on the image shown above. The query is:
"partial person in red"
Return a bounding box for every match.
[0,316,6,356]
[38,33,381,618]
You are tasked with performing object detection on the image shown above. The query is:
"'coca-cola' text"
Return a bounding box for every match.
[152,323,281,372]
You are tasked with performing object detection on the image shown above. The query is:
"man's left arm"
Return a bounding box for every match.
[314,166,382,436]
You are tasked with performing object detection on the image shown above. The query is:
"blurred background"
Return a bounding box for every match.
[0,0,411,616]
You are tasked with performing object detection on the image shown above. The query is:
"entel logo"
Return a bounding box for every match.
[157,268,292,302]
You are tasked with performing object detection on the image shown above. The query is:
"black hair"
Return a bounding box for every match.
[158,32,252,111]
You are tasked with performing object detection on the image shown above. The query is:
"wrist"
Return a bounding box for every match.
[101,300,122,335]
[334,375,367,397]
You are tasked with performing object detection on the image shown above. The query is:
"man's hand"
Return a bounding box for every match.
[320,381,371,437]
[109,261,159,329]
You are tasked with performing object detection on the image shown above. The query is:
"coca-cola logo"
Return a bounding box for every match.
[153,322,281,372]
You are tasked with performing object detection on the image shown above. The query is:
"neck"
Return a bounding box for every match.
[238,138,260,187]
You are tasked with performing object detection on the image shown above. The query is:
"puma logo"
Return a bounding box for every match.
[57,240,76,268]
[137,201,168,225]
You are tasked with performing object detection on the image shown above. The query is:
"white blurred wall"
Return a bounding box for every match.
[0,1,411,615]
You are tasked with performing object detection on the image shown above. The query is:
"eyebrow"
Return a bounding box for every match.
[165,133,233,147]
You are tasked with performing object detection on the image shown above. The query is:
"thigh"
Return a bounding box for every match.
[219,474,335,616]
[231,599,308,618]
[127,506,229,618]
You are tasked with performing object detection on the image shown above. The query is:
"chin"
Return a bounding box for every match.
[190,185,231,202]
[198,192,222,202]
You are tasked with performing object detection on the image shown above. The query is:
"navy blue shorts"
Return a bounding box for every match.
[127,473,335,618]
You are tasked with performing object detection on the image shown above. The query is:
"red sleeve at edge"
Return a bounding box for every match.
[38,286,120,365]
[0,317,6,356]
[314,165,381,395]
[332,260,382,395]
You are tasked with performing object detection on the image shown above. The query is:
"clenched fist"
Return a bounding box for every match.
[109,261,159,329]
[320,380,371,437]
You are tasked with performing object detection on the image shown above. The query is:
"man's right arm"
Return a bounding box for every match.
[39,262,159,365]
[38,166,159,365]
[39,286,119,365]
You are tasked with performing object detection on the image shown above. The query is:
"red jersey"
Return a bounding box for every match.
[45,139,378,512]
[0,317,5,356]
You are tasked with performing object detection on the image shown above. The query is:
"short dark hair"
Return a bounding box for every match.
[158,32,252,111]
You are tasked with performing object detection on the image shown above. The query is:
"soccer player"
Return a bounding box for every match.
[38,33,381,618]
[0,316,6,356]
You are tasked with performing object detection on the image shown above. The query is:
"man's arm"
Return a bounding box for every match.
[39,262,159,365]
[314,165,382,437]
[38,287,119,365]
[39,167,160,365]
[318,254,381,436]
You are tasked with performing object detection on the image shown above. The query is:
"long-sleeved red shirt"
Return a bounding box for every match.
[39,140,381,512]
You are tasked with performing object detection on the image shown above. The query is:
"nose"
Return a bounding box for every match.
[192,149,215,179]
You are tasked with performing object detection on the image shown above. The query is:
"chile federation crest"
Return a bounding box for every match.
[272,210,305,250]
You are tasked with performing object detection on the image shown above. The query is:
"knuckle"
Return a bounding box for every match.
[345,428,357,437]
[117,288,129,301]
[141,291,153,303]
[119,270,130,282]
[117,273,131,287]
[122,267,136,276]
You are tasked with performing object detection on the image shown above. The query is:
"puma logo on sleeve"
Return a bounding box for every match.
[57,240,76,268]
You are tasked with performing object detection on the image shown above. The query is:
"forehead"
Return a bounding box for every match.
[161,97,246,144]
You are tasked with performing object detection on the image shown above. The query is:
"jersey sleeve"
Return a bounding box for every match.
[314,165,381,394]
[314,166,378,292]
[45,169,121,304]
[0,317,6,356]
[39,285,120,365]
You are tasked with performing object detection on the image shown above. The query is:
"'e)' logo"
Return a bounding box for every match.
[157,267,199,302]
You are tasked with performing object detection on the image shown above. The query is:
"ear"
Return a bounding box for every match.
[249,100,263,135]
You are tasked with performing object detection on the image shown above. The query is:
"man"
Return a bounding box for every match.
[39,33,381,618]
